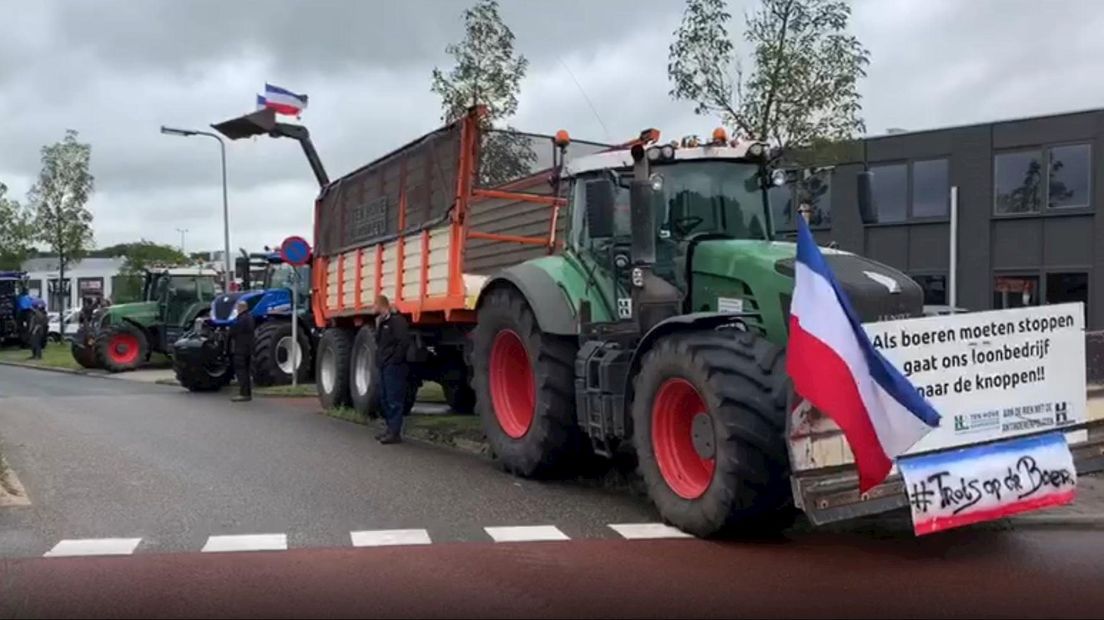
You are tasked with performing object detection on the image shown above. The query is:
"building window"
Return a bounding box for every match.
[871,163,907,223]
[1048,144,1091,209]
[26,279,42,299]
[911,159,950,218]
[47,278,73,313]
[912,274,947,306]
[1046,272,1088,318]
[994,150,1044,214]
[993,275,1040,309]
[769,170,831,232]
[77,277,104,305]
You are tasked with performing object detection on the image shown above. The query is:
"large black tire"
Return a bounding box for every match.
[252,321,311,386]
[95,323,149,373]
[471,287,583,477]
[174,352,233,392]
[632,330,791,538]
[71,327,100,369]
[349,325,380,418]
[443,381,476,415]
[316,328,353,410]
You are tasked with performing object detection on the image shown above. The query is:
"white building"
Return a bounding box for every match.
[21,257,126,312]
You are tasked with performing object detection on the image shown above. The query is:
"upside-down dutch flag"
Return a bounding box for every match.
[257,83,308,117]
[786,217,941,492]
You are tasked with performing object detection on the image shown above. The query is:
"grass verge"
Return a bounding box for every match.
[0,342,171,372]
[323,406,486,455]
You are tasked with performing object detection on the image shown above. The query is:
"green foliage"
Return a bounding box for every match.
[0,183,36,270]
[111,240,190,275]
[668,0,869,150]
[431,0,536,187]
[27,130,95,312]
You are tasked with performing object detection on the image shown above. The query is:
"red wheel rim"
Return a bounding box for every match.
[651,378,714,499]
[489,329,535,439]
[109,333,140,366]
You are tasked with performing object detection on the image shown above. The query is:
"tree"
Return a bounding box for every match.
[115,240,190,275]
[668,0,869,153]
[0,183,36,270]
[28,129,95,314]
[431,0,536,187]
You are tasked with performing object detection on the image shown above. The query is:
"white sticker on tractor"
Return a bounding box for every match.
[717,297,744,313]
[617,297,632,319]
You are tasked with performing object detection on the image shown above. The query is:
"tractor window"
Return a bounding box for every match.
[169,276,200,303]
[197,277,216,300]
[568,174,631,249]
[654,161,768,241]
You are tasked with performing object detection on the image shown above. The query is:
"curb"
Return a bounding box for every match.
[0,360,98,378]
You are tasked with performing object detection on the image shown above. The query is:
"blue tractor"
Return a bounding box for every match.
[0,271,45,348]
[172,252,314,391]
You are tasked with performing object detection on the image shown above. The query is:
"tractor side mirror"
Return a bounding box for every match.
[857,170,877,224]
[585,180,616,238]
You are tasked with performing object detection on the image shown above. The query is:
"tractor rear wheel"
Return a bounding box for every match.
[252,321,310,386]
[349,325,380,418]
[71,327,100,369]
[95,323,149,373]
[632,330,791,538]
[472,287,583,477]
[316,328,353,410]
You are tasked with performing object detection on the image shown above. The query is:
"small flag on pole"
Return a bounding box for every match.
[786,217,941,491]
[257,83,308,118]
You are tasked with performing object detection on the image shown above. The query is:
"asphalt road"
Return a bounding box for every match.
[0,365,653,557]
[3,529,1104,618]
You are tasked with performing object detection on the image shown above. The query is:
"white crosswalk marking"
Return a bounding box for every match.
[350,529,432,547]
[44,538,142,557]
[201,534,287,553]
[608,523,693,540]
[484,525,570,542]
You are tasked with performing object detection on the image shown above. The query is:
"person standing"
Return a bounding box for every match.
[229,300,256,402]
[28,306,46,360]
[374,294,410,444]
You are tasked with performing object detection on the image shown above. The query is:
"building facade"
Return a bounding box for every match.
[770,108,1102,330]
[21,257,126,312]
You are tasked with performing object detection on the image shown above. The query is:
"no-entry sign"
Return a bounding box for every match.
[280,236,311,266]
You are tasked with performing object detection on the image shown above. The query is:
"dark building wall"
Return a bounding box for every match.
[817,109,1102,329]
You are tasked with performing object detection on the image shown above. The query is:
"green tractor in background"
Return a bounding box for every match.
[71,267,221,372]
[469,133,924,537]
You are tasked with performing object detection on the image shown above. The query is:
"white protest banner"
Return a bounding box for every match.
[864,303,1087,455]
[899,432,1077,535]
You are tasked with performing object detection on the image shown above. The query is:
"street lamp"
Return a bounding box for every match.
[160,125,232,291]
[175,228,189,254]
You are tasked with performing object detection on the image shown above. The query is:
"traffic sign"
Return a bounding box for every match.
[280,236,311,267]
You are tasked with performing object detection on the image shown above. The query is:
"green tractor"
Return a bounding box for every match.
[469,134,923,537]
[71,267,221,372]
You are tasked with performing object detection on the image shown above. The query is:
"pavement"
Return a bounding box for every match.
[3,530,1104,618]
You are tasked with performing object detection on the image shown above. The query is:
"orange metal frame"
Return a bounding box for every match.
[315,106,571,327]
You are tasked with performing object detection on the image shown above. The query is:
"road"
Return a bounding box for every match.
[0,364,653,557]
[2,364,1103,618]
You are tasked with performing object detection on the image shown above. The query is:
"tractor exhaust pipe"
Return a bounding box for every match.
[629,144,655,267]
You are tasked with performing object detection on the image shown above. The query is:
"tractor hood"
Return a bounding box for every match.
[689,239,924,344]
[98,301,159,329]
[208,288,293,325]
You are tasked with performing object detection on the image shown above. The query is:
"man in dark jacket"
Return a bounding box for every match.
[374,294,410,444]
[230,300,256,402]
[27,307,46,360]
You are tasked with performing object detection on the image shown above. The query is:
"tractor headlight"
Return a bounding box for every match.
[646,146,662,162]
[650,173,664,191]
[631,267,645,288]
[747,142,766,158]
[193,317,206,334]
[771,169,787,186]
[660,144,676,160]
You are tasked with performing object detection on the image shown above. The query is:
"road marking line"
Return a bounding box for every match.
[201,534,287,553]
[350,529,432,547]
[44,538,142,557]
[608,523,693,539]
[484,525,570,542]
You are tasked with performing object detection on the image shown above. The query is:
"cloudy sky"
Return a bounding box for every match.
[2,0,1103,254]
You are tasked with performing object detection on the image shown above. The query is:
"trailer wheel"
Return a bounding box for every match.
[632,330,791,538]
[71,327,100,369]
[349,325,380,418]
[252,321,311,386]
[95,323,149,373]
[472,287,583,477]
[316,328,353,410]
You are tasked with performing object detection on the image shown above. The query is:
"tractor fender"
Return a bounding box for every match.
[626,311,756,392]
[477,263,577,336]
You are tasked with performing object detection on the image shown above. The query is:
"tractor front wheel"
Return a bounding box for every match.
[95,323,149,373]
[252,321,311,386]
[316,328,353,410]
[471,287,583,477]
[71,327,100,369]
[632,330,791,538]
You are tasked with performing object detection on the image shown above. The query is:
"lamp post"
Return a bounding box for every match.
[175,228,189,254]
[161,126,232,291]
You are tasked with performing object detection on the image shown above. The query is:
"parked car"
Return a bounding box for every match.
[48,307,82,343]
